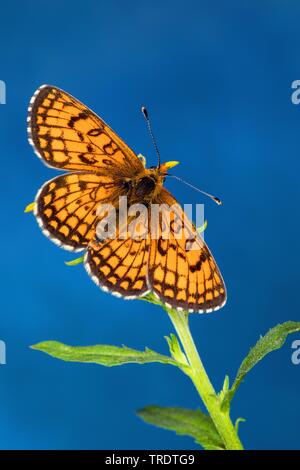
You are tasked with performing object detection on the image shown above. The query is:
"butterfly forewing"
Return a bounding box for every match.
[29,85,144,251]
[28,85,144,176]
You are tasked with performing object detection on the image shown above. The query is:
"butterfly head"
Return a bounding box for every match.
[147,160,180,187]
[125,161,179,203]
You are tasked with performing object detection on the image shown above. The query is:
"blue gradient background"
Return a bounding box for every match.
[0,0,299,450]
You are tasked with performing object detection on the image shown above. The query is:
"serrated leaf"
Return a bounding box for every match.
[31,341,182,368]
[65,256,84,266]
[228,321,300,401]
[137,406,224,450]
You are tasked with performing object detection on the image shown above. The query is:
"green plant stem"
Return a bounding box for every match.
[167,308,244,450]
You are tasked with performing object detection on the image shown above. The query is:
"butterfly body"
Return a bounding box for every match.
[28,85,226,313]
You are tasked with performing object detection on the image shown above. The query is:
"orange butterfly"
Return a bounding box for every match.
[28,85,226,313]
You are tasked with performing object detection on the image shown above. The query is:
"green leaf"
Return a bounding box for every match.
[137,406,225,450]
[31,341,182,368]
[65,256,84,266]
[218,375,230,413]
[137,153,146,167]
[165,334,189,367]
[197,219,208,234]
[140,292,163,306]
[228,321,300,401]
[24,201,35,213]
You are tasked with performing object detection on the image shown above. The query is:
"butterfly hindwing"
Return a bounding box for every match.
[35,172,125,251]
[85,236,150,298]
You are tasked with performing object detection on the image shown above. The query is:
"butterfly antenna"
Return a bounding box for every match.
[141,106,161,168]
[167,174,222,205]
